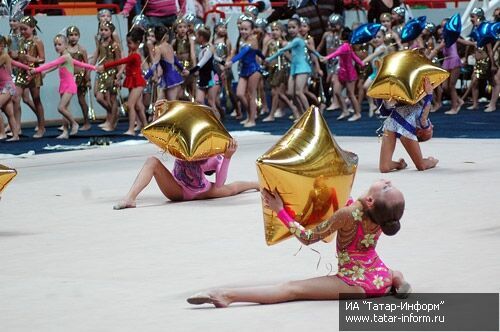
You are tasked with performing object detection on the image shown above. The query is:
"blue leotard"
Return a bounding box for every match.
[266,37,312,76]
[231,44,265,78]
[144,56,184,89]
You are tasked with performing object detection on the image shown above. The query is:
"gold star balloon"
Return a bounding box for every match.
[0,164,17,196]
[142,100,232,161]
[367,50,449,104]
[256,106,358,246]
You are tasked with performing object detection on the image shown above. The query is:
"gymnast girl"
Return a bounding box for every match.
[172,18,196,101]
[321,28,365,122]
[113,139,259,210]
[363,29,389,114]
[225,18,265,127]
[378,77,438,172]
[66,26,92,131]
[187,178,410,307]
[97,28,148,136]
[27,34,96,139]
[13,16,46,138]
[266,17,318,120]
[0,36,29,141]
[91,21,121,132]
[145,26,184,102]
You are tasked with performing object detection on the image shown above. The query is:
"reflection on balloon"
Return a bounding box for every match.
[351,23,382,45]
[473,21,496,47]
[256,106,358,246]
[400,16,426,43]
[367,50,449,104]
[142,100,232,161]
[443,13,461,48]
[0,164,17,196]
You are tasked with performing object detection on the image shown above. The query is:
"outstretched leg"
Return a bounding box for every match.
[187,275,365,308]
[114,156,184,209]
[201,181,259,199]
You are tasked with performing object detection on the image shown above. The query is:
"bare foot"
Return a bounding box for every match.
[113,200,136,210]
[467,104,478,110]
[426,157,439,169]
[123,130,136,136]
[431,103,441,113]
[0,134,6,140]
[80,124,92,131]
[98,122,108,128]
[187,290,230,308]
[337,111,350,120]
[101,126,114,132]
[56,131,69,139]
[397,158,408,170]
[57,125,64,131]
[6,136,19,141]
[239,118,249,125]
[274,109,284,118]
[70,123,80,136]
[484,105,496,112]
[243,121,256,128]
[33,129,46,138]
[347,113,361,122]
[262,115,275,122]
[444,108,459,115]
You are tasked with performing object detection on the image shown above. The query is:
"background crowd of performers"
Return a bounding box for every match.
[0,4,499,141]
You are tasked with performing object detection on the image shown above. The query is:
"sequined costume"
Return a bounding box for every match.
[96,42,119,93]
[173,155,229,200]
[231,44,265,78]
[368,44,388,81]
[353,43,372,80]
[325,33,341,74]
[378,99,429,141]
[15,37,43,88]
[324,42,365,83]
[267,40,288,87]
[277,204,393,297]
[174,37,192,69]
[474,48,490,79]
[145,57,184,89]
[68,46,89,92]
[104,52,146,89]
[267,37,312,76]
[0,61,26,96]
[442,43,462,71]
[32,55,96,94]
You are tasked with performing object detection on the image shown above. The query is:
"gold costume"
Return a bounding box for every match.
[96,43,118,94]
[68,46,88,93]
[267,40,288,87]
[15,37,43,88]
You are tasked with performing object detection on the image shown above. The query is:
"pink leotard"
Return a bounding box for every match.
[0,60,31,95]
[442,43,462,71]
[278,205,392,297]
[324,42,365,83]
[34,55,96,94]
[172,155,230,200]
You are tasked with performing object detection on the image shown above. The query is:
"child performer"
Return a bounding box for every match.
[91,21,121,132]
[66,26,92,131]
[321,28,365,122]
[262,21,296,122]
[13,16,46,138]
[266,17,316,121]
[173,18,196,101]
[145,26,184,102]
[363,30,389,114]
[225,18,265,127]
[0,36,28,141]
[97,28,148,136]
[378,77,438,172]
[113,139,260,209]
[27,35,96,139]
[187,178,410,307]
[182,27,219,118]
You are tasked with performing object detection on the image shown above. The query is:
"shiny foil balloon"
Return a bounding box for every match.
[0,164,17,196]
[492,22,500,40]
[475,21,495,47]
[351,23,382,45]
[142,100,232,161]
[367,50,449,104]
[132,14,148,29]
[400,16,426,43]
[256,106,358,246]
[443,13,461,48]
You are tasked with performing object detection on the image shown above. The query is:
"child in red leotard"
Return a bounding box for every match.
[97,28,147,136]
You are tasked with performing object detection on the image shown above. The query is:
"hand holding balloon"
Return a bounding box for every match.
[262,188,284,213]
[423,77,433,95]
[223,139,238,159]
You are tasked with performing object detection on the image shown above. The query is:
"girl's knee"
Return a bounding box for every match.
[145,156,160,167]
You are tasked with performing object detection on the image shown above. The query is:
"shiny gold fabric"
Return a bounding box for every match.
[0,164,17,196]
[15,37,42,88]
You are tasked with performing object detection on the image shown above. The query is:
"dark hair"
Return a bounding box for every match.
[366,199,404,236]
[197,27,211,42]
[154,25,169,43]
[288,17,300,27]
[341,27,352,42]
[127,27,144,44]
[0,36,6,46]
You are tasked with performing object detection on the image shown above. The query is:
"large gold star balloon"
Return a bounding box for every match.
[367,50,449,104]
[256,106,358,246]
[142,100,232,161]
[0,164,17,196]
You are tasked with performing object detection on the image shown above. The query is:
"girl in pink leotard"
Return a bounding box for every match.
[28,34,96,139]
[321,28,365,122]
[113,139,259,210]
[187,179,411,308]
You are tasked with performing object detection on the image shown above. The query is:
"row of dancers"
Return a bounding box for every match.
[1,7,498,141]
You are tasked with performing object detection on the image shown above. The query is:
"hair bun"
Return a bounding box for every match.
[381,220,400,236]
